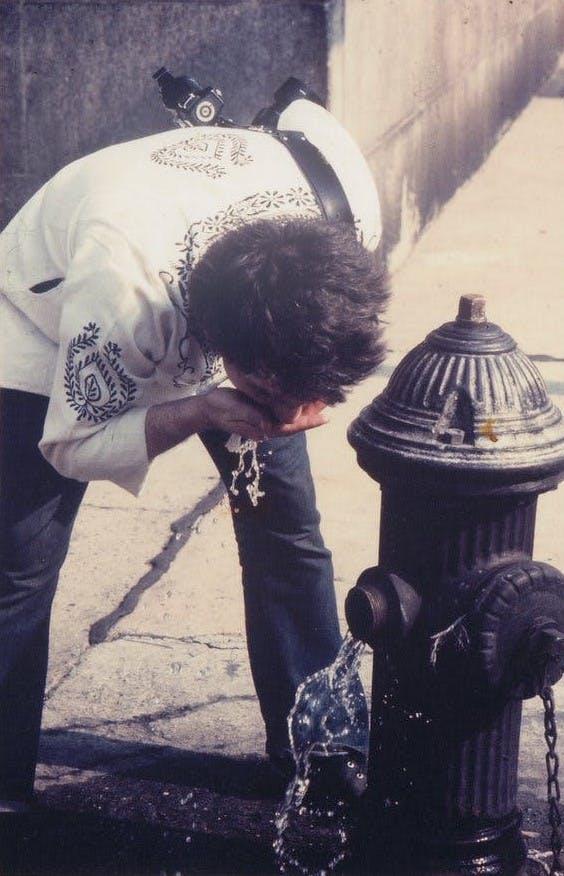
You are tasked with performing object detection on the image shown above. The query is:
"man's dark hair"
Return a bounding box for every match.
[188,218,389,404]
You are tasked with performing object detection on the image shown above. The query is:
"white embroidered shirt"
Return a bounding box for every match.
[0,102,380,494]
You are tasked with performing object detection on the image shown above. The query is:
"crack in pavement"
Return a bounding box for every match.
[111,632,246,650]
[88,481,226,646]
[45,630,245,703]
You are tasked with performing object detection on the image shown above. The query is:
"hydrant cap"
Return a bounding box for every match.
[348,296,564,495]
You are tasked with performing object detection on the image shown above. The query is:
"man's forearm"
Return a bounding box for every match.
[144,387,328,463]
[145,395,209,461]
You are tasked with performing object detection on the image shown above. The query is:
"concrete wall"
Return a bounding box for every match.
[1,0,330,228]
[2,0,563,260]
[328,0,564,266]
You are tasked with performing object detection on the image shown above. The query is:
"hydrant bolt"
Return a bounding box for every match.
[457,293,487,323]
[528,620,564,690]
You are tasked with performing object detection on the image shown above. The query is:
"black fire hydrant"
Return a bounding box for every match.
[345,295,564,875]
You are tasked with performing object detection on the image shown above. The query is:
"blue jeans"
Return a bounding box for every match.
[0,389,342,800]
[201,429,342,760]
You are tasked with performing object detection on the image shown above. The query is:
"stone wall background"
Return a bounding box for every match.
[2,0,563,262]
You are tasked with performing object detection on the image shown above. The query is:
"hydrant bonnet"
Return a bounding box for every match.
[349,295,564,495]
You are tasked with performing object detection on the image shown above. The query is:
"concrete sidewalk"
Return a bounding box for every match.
[26,75,564,874]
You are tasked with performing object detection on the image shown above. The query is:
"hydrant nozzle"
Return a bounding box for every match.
[345,567,421,650]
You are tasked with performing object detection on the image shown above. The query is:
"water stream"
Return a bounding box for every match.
[225,434,265,506]
[273,632,368,875]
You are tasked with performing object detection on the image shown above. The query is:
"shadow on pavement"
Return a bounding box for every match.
[0,811,277,875]
[39,729,285,799]
[0,730,289,874]
[3,731,550,874]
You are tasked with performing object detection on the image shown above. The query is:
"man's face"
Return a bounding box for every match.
[223,360,319,425]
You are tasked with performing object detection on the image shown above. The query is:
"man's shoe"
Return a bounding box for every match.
[270,747,367,803]
[306,747,367,803]
[0,796,37,813]
[0,798,43,871]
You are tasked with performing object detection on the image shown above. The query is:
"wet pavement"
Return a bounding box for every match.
[4,69,564,875]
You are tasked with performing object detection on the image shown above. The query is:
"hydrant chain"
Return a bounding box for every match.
[541,686,563,874]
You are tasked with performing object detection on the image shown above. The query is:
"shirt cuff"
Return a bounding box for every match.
[39,406,151,497]
[107,406,151,495]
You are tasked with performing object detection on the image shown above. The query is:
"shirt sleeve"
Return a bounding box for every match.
[39,211,178,495]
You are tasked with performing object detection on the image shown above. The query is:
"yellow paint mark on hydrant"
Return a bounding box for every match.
[479,419,499,442]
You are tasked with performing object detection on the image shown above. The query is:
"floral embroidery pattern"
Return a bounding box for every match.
[178,187,319,283]
[64,322,137,422]
[171,187,320,386]
[151,131,253,179]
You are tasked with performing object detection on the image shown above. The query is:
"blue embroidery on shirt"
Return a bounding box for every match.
[64,323,138,423]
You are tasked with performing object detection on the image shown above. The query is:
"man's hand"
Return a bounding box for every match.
[271,400,329,435]
[203,390,329,437]
[199,387,277,440]
[145,389,329,461]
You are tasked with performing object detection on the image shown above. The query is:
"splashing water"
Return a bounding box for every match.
[225,434,265,506]
[273,632,368,874]
[288,633,368,762]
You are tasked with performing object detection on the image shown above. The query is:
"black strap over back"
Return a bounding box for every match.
[252,77,355,228]
[269,129,355,226]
